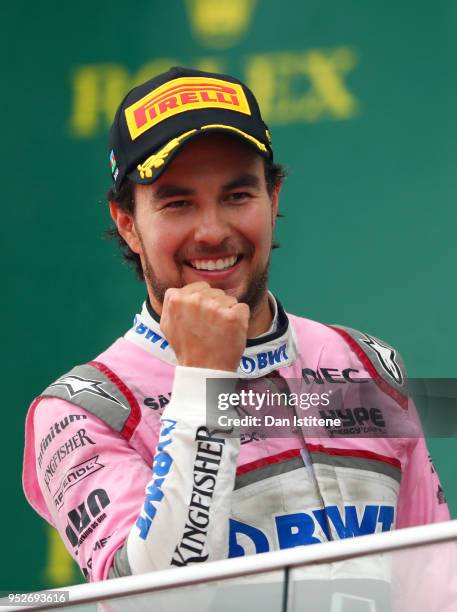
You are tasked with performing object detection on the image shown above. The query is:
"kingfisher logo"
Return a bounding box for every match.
[240,344,288,374]
[171,427,225,567]
[229,504,395,556]
[125,77,251,139]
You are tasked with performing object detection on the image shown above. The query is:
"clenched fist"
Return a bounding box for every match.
[160,282,250,372]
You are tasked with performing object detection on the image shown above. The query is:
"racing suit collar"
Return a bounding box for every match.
[126,293,298,377]
[144,291,287,348]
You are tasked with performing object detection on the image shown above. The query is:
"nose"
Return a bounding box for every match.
[193,206,231,246]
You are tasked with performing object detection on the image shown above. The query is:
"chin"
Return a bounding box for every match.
[217,285,244,299]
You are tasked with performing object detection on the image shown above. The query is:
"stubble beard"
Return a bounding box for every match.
[142,250,271,317]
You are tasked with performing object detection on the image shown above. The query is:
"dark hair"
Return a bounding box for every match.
[106,159,287,281]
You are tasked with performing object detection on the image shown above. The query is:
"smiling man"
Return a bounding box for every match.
[23,67,449,582]
[111,132,279,343]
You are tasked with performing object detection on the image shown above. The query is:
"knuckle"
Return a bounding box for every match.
[192,281,210,292]
[206,299,222,313]
[165,288,178,302]
[205,288,224,301]
[185,293,200,307]
[191,293,209,310]
[223,308,239,323]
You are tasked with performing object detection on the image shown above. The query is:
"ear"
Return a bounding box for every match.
[109,201,142,254]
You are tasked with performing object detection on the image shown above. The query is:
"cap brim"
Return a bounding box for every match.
[126,124,272,185]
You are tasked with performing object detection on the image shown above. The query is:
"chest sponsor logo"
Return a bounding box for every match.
[136,419,177,540]
[240,344,288,374]
[49,375,126,408]
[37,415,88,469]
[171,427,226,567]
[42,428,96,490]
[362,335,403,385]
[53,455,104,510]
[65,488,110,552]
[240,432,265,445]
[319,408,386,434]
[229,504,395,556]
[302,367,370,385]
[125,77,250,140]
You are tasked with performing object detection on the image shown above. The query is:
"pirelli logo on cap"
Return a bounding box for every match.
[125,77,251,140]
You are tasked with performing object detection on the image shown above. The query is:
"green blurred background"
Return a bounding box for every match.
[3,0,456,591]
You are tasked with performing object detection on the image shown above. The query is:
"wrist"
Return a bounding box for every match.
[178,358,239,373]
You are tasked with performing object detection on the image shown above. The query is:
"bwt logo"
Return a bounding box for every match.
[240,344,288,374]
[229,504,395,557]
[133,318,169,350]
[125,77,250,139]
[136,418,177,540]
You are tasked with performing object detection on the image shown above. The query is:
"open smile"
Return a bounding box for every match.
[183,255,243,278]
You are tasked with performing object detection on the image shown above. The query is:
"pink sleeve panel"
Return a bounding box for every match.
[23,397,152,581]
[322,325,451,527]
[396,431,450,528]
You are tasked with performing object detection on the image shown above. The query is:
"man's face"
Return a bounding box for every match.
[115,133,279,314]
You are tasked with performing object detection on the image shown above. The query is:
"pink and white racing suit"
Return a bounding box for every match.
[22,297,449,582]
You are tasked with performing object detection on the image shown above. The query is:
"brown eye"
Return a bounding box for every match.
[226,192,251,203]
[164,200,190,209]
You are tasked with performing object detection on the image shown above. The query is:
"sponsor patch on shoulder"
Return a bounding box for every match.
[41,362,140,438]
[329,325,406,391]
[361,334,403,385]
[49,375,126,408]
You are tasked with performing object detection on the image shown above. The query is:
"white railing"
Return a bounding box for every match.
[2,520,457,611]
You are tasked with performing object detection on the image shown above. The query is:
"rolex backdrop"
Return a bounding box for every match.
[3,0,456,591]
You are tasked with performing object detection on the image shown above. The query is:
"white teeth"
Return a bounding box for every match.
[190,256,238,271]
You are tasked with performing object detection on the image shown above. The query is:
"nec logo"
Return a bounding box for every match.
[240,344,288,374]
[302,367,369,384]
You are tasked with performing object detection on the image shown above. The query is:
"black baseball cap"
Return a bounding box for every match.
[108,66,273,191]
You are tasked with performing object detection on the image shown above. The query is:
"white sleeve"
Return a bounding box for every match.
[125,366,240,573]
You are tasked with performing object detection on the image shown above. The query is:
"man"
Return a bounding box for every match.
[23,66,449,583]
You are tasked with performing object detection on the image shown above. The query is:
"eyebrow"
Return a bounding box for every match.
[221,173,261,191]
[152,173,262,201]
[153,184,195,200]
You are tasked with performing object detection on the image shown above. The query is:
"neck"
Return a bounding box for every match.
[148,289,274,339]
[246,291,274,338]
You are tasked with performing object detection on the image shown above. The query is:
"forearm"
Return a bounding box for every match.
[123,366,240,574]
